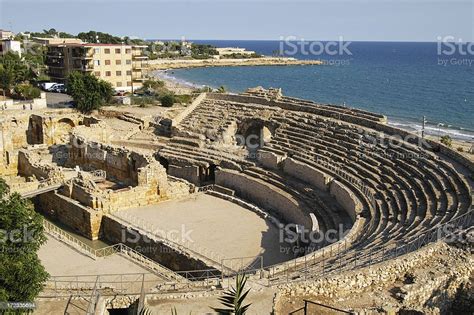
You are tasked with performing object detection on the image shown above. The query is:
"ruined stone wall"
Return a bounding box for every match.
[278,242,473,314]
[168,165,201,185]
[68,135,158,186]
[282,157,333,191]
[101,216,213,271]
[37,191,102,240]
[0,115,30,175]
[29,114,84,146]
[215,169,312,229]
[17,150,64,181]
[329,180,362,221]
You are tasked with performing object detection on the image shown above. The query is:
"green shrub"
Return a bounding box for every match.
[440,135,452,147]
[160,94,175,107]
[143,79,165,90]
[14,84,41,100]
[174,94,192,104]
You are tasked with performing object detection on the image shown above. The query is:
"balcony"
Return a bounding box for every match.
[72,62,94,72]
[132,61,148,70]
[46,52,64,58]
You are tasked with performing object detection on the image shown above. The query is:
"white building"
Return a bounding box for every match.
[216,47,256,57]
[0,40,22,57]
[0,29,14,40]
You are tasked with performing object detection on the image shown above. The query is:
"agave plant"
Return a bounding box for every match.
[139,306,153,315]
[212,274,252,315]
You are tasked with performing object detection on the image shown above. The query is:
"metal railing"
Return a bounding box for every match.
[110,211,233,273]
[85,276,100,315]
[265,207,474,285]
[43,220,183,282]
[43,208,472,299]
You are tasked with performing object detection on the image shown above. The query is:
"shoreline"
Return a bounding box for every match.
[148,57,323,70]
[151,70,474,149]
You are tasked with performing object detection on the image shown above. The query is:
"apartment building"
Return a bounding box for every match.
[45,43,148,91]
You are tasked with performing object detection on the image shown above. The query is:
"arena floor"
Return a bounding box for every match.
[119,194,293,268]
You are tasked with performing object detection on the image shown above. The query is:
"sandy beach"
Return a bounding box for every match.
[148,57,323,70]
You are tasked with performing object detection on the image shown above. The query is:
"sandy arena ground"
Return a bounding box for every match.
[38,237,152,276]
[119,194,292,268]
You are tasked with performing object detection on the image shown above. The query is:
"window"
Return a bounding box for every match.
[94,71,100,77]
[115,48,121,53]
[105,60,111,65]
[94,60,100,66]
[116,82,122,87]
[105,71,111,76]
[116,71,122,76]
[94,48,100,54]
[125,49,131,54]
[127,81,132,86]
[116,60,121,65]
[126,60,131,65]
[104,48,110,54]
[126,70,132,75]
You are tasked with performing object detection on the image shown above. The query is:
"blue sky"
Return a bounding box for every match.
[1,0,472,41]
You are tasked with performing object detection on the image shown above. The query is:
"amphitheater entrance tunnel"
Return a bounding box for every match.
[236,119,273,159]
[199,163,217,184]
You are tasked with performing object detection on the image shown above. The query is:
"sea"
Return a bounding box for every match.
[155,40,474,141]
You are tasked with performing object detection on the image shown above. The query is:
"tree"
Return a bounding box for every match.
[216,86,226,93]
[0,52,33,98]
[0,64,14,99]
[211,275,251,315]
[440,135,452,147]
[77,31,122,44]
[0,178,49,304]
[14,83,41,100]
[67,71,113,113]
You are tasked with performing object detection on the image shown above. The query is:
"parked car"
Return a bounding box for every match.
[39,82,59,91]
[49,84,67,93]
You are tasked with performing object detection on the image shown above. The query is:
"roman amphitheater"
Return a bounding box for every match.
[1,88,472,314]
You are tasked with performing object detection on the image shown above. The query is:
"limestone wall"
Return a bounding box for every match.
[0,115,30,175]
[329,180,362,221]
[37,191,102,240]
[215,169,312,229]
[282,157,333,191]
[29,114,84,146]
[168,165,201,185]
[17,150,63,181]
[278,242,473,314]
[101,216,213,271]
[68,135,164,187]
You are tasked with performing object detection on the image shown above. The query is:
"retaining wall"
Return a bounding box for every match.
[215,169,312,229]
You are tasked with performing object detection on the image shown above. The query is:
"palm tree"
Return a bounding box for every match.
[216,86,226,93]
[211,274,252,315]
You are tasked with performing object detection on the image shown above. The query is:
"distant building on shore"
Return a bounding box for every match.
[216,47,256,58]
[45,43,148,91]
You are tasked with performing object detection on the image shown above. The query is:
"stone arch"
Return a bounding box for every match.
[58,118,76,128]
[236,118,276,158]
